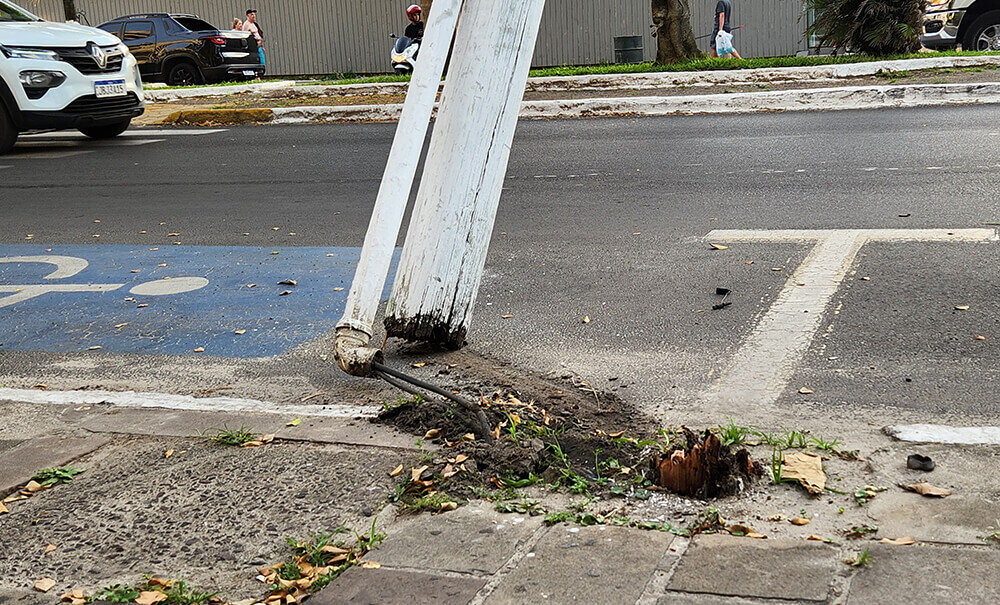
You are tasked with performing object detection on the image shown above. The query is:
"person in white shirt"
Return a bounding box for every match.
[242,9,265,68]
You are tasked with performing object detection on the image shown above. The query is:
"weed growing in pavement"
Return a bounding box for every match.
[854,485,887,506]
[495,497,545,516]
[31,466,84,486]
[89,584,141,603]
[716,418,753,446]
[203,425,257,446]
[86,577,216,605]
[398,492,457,514]
[769,449,787,485]
[809,435,840,452]
[845,548,873,567]
[382,394,424,412]
[846,525,879,539]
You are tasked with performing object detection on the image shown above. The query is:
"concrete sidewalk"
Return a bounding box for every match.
[2,396,998,604]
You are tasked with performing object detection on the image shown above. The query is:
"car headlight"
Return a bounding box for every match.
[0,45,60,61]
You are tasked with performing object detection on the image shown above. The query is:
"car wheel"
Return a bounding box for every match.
[0,104,17,155]
[166,61,202,86]
[963,10,1000,51]
[79,119,131,139]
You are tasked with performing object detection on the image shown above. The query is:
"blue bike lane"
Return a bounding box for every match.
[0,245,397,358]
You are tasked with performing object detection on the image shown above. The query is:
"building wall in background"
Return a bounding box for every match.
[28,0,808,76]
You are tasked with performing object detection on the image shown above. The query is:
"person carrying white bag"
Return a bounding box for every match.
[711,0,742,58]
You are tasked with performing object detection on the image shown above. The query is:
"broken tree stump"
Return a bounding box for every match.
[654,427,756,498]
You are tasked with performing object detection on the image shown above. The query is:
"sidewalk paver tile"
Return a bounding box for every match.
[0,435,108,496]
[869,492,996,545]
[485,525,673,604]
[372,505,541,574]
[669,534,836,602]
[311,567,484,605]
[847,544,1000,604]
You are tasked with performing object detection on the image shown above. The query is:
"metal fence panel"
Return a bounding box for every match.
[23,0,808,76]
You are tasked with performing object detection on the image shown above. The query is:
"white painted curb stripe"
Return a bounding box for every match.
[268,83,1000,124]
[0,387,380,418]
[885,424,1000,446]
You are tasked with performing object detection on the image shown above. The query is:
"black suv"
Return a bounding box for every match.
[97,13,263,86]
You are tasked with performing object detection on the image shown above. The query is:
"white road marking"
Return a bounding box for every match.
[129,276,209,296]
[0,387,380,418]
[885,424,1000,446]
[0,165,9,170]
[701,228,999,410]
[0,255,88,278]
[20,129,226,140]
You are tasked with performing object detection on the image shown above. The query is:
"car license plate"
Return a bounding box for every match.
[94,79,127,98]
[242,70,256,76]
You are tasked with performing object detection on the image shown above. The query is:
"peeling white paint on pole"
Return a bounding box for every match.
[701,229,999,410]
[385,0,547,347]
[335,0,463,337]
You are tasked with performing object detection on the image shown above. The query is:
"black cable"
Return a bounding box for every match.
[372,361,493,443]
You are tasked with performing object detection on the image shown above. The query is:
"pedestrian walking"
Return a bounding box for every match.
[710,0,742,58]
[242,8,265,70]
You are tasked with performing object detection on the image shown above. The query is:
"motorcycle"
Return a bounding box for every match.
[390,34,419,74]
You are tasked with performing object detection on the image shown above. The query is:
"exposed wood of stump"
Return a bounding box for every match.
[655,427,756,498]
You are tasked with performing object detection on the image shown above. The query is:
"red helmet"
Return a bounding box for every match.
[406,4,421,20]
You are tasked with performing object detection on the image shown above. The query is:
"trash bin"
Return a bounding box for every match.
[613,35,644,64]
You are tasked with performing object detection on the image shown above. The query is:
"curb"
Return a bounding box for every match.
[161,107,275,126]
[254,82,1000,125]
[143,54,1000,102]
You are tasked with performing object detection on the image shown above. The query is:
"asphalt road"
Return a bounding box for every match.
[1,106,999,432]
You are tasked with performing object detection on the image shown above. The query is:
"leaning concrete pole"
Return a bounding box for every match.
[385,0,546,348]
[334,0,463,376]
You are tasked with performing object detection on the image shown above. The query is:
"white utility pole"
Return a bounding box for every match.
[334,0,462,375]
[385,0,547,348]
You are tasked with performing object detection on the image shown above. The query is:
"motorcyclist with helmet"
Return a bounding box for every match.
[404,4,424,40]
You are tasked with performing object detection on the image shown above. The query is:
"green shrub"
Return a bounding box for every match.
[806,0,923,56]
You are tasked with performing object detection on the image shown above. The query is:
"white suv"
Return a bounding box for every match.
[0,0,144,154]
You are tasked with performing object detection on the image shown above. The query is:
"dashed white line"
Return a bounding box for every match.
[0,387,380,418]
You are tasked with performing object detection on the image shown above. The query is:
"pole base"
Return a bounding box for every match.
[384,313,467,349]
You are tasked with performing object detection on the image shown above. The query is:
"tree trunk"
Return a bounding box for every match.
[422,0,433,19]
[651,0,701,63]
[62,0,77,21]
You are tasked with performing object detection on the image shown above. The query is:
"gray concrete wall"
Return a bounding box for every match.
[28,0,809,76]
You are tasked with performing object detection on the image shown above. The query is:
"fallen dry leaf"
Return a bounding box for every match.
[235,329,247,335]
[389,465,403,477]
[34,578,56,593]
[168,232,180,237]
[462,433,475,442]
[87,345,102,351]
[164,449,174,458]
[782,452,826,495]
[790,517,810,526]
[501,314,514,319]
[423,428,440,439]
[135,591,168,605]
[798,387,814,395]
[727,524,766,539]
[582,316,590,324]
[880,537,916,545]
[286,418,301,427]
[954,305,970,311]
[975,335,986,341]
[360,561,381,569]
[278,279,297,286]
[278,290,292,296]
[806,535,830,542]
[411,465,429,482]
[114,322,129,329]
[411,362,427,368]
[137,304,148,308]
[261,434,275,443]
[25,480,43,493]
[0,502,8,514]
[45,544,57,553]
[437,501,458,513]
[901,481,951,498]
[333,287,344,292]
[710,243,729,250]
[771,267,783,272]
[193,347,205,353]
